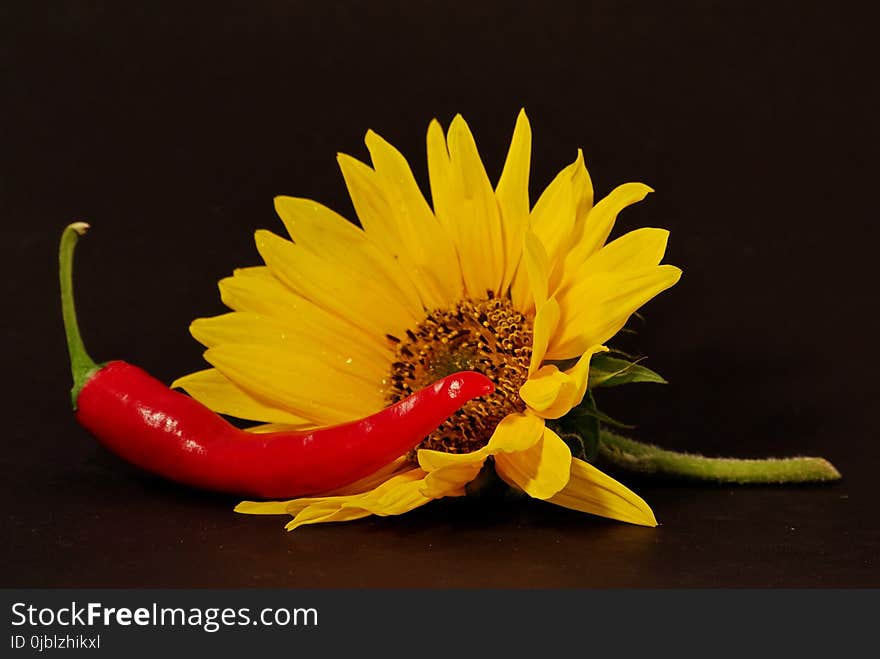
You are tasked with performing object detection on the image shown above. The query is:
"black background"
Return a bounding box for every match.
[2,1,878,587]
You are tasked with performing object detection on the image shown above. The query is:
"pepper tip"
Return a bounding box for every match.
[459,370,494,398]
[477,376,494,397]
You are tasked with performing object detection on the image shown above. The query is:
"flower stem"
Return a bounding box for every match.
[597,430,841,484]
[59,222,100,409]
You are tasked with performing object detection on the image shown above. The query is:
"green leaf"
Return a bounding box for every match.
[588,354,667,389]
[605,346,637,360]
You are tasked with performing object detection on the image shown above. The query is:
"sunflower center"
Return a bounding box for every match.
[385,296,533,456]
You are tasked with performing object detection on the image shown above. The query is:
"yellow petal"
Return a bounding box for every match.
[495,109,532,293]
[521,345,607,419]
[337,150,461,310]
[417,447,490,472]
[274,195,424,316]
[365,130,463,307]
[574,227,670,281]
[282,469,434,530]
[336,152,403,257]
[559,182,654,285]
[329,457,413,497]
[227,265,265,278]
[549,265,682,360]
[416,446,491,498]
[171,368,312,425]
[522,231,551,311]
[244,467,427,514]
[519,365,577,419]
[540,150,595,293]
[350,469,433,515]
[564,344,609,403]
[509,261,533,314]
[529,297,560,374]
[559,150,594,247]
[420,460,487,498]
[234,500,298,515]
[255,229,419,339]
[486,412,546,454]
[217,266,389,360]
[569,149,594,222]
[530,157,577,272]
[494,426,572,499]
[189,311,389,380]
[233,458,413,519]
[426,118,453,212]
[285,505,373,530]
[217,266,301,318]
[419,413,564,500]
[429,115,506,298]
[548,457,657,526]
[205,344,383,426]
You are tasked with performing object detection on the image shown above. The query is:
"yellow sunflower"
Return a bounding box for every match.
[173,110,681,531]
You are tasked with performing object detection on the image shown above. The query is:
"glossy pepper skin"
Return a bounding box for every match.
[76,361,492,498]
[61,222,494,499]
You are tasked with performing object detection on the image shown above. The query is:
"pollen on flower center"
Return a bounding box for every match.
[385,295,533,456]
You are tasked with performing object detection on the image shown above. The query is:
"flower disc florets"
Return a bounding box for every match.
[386,295,533,455]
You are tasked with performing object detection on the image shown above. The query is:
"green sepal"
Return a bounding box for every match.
[558,432,585,461]
[70,364,103,410]
[559,431,599,463]
[588,354,667,389]
[551,391,602,462]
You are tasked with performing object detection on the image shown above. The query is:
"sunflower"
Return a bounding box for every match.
[173,110,681,531]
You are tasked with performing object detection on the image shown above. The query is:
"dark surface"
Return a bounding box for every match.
[2,1,877,588]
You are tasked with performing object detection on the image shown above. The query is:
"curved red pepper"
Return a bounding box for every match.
[60,223,493,499]
[76,361,491,498]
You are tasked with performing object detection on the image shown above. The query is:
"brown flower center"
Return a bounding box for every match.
[385,296,533,455]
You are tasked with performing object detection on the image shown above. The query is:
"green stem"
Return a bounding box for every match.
[59,222,100,408]
[598,430,841,484]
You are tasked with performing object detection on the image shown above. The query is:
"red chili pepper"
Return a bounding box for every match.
[60,223,493,499]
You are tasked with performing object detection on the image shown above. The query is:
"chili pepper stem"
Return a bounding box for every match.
[59,222,100,409]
